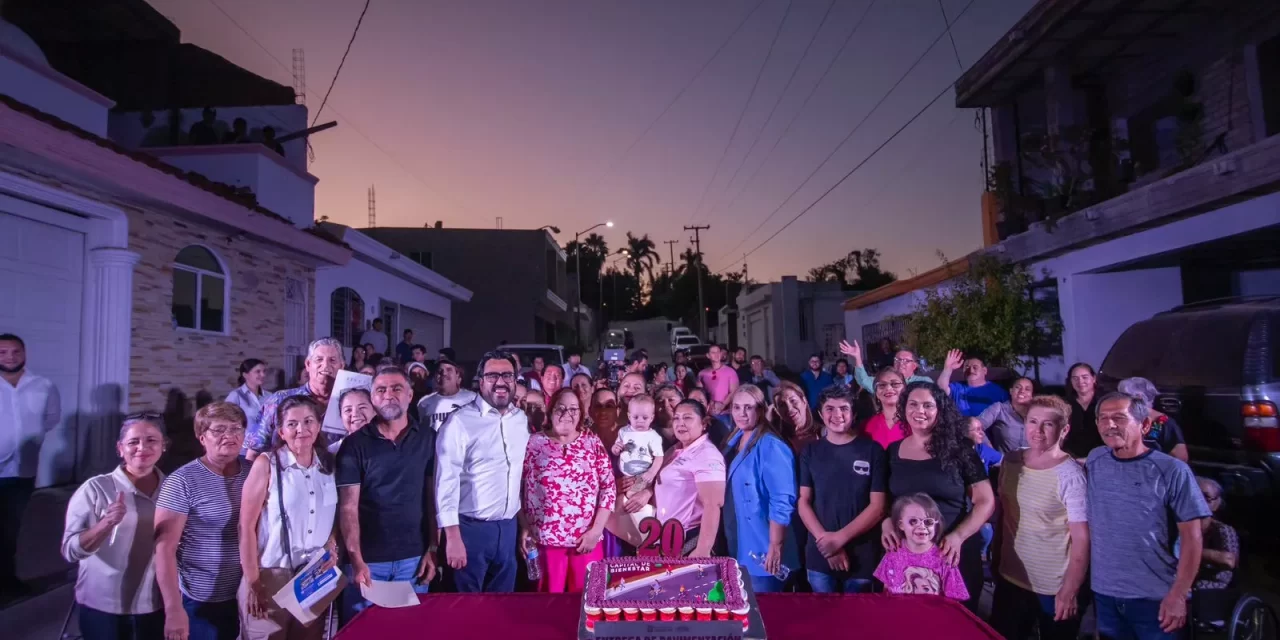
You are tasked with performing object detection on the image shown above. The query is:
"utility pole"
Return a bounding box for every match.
[367,185,376,228]
[683,225,709,338]
[663,239,678,276]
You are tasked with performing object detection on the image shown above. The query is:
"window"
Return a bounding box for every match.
[409,251,432,269]
[330,287,364,353]
[172,246,227,332]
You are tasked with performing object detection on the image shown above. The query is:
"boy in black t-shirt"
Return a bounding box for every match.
[797,385,888,593]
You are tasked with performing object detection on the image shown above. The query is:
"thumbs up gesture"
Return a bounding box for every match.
[102,491,127,527]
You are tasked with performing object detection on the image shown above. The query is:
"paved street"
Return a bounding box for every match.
[607,317,691,365]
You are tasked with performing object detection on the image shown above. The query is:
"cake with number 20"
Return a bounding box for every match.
[581,556,752,634]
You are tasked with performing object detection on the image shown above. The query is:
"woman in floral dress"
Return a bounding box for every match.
[521,388,617,592]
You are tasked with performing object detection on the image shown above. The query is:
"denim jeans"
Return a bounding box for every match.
[1095,593,1185,640]
[339,556,430,627]
[991,578,1088,640]
[806,571,875,594]
[181,595,239,640]
[749,575,786,593]
[78,605,164,640]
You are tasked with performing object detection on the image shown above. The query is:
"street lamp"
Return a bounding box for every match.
[574,220,613,345]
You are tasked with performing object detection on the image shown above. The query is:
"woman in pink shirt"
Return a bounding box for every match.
[521,389,616,592]
[615,399,725,557]
[863,369,906,449]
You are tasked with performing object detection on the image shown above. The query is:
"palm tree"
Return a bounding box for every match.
[676,247,701,278]
[584,233,608,263]
[624,232,659,307]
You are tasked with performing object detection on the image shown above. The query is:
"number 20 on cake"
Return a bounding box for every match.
[579,556,766,639]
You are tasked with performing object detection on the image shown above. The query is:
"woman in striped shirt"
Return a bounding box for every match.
[991,395,1090,640]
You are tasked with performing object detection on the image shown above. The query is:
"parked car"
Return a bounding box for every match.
[1099,296,1280,535]
[672,334,701,357]
[686,344,713,371]
[670,326,694,344]
[496,343,565,375]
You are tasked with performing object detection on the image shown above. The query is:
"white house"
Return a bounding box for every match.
[315,223,472,359]
[737,277,847,372]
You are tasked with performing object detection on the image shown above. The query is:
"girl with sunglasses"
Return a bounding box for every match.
[874,494,968,601]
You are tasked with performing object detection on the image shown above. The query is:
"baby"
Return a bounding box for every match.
[611,394,665,527]
[874,493,969,601]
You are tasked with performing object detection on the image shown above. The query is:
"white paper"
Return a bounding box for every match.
[271,551,346,624]
[359,579,420,608]
[323,370,372,435]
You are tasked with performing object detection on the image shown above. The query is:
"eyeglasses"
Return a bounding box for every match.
[894,357,916,365]
[481,372,517,383]
[906,517,939,528]
[553,407,581,417]
[205,426,246,438]
[874,382,904,390]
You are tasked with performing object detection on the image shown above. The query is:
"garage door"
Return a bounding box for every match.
[0,210,83,487]
[399,305,445,356]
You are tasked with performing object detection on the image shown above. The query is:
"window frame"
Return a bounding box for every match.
[172,245,230,335]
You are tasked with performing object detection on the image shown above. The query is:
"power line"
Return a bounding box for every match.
[937,0,964,69]
[576,0,768,206]
[202,0,479,216]
[710,0,839,217]
[701,0,878,225]
[713,0,978,265]
[312,0,372,126]
[719,82,955,273]
[687,0,795,224]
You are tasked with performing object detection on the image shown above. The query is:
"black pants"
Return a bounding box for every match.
[79,605,164,640]
[991,578,1088,640]
[0,477,34,595]
[957,533,985,614]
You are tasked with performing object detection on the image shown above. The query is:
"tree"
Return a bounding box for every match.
[807,248,897,290]
[902,256,1062,370]
[624,232,660,303]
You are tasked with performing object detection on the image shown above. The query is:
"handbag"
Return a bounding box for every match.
[273,450,306,572]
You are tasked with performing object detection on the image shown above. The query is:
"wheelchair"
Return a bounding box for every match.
[1188,586,1279,640]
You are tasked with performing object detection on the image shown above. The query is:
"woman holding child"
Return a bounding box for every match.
[881,381,995,612]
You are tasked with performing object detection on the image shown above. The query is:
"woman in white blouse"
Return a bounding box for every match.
[237,396,339,640]
[61,413,167,640]
[226,359,268,430]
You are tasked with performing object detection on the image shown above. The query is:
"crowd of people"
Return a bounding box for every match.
[0,329,1242,640]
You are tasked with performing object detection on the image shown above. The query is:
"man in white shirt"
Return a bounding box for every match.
[0,333,60,596]
[359,318,389,356]
[561,348,591,387]
[436,351,530,593]
[416,359,477,431]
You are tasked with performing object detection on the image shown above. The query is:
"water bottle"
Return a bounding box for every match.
[748,550,790,582]
[526,548,542,582]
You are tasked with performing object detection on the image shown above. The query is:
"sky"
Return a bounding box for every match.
[148,0,1037,281]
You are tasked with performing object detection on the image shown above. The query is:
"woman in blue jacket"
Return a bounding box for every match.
[721,384,800,593]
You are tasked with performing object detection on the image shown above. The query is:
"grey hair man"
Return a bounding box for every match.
[1085,392,1209,639]
[244,337,345,459]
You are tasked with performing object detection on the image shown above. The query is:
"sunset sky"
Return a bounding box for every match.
[148,0,1036,281]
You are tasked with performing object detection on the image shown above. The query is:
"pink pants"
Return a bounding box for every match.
[537,544,604,593]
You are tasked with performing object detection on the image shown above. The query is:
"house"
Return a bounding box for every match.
[0,8,349,485]
[360,227,571,366]
[737,277,847,372]
[315,223,472,361]
[846,0,1280,384]
[843,256,974,361]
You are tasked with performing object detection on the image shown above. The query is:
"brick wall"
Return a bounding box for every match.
[1104,3,1280,154]
[127,207,315,422]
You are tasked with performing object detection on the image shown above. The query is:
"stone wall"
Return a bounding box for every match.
[126,207,315,429]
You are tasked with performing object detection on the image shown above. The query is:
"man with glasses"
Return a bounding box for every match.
[1086,392,1209,640]
[337,366,438,624]
[244,337,345,460]
[840,340,932,395]
[436,351,530,592]
[0,333,59,598]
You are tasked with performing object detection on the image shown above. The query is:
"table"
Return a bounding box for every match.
[335,593,1000,639]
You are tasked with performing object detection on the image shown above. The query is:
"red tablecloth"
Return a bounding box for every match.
[335,593,1000,639]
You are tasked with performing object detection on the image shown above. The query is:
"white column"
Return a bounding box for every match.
[76,247,140,480]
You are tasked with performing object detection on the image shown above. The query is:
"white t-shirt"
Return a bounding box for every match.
[616,425,664,478]
[359,330,388,355]
[417,390,478,431]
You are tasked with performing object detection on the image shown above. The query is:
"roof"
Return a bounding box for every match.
[0,92,348,260]
[954,0,1226,108]
[842,254,975,311]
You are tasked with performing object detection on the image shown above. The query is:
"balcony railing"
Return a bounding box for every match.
[546,289,568,312]
[989,132,1280,263]
[145,144,318,228]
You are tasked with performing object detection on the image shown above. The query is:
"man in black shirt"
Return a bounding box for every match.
[797,385,887,593]
[336,366,437,624]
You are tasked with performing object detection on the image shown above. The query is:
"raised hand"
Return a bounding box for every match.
[944,349,964,371]
[838,340,862,366]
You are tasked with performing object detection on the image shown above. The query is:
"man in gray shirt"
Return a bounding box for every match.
[1087,392,1209,639]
